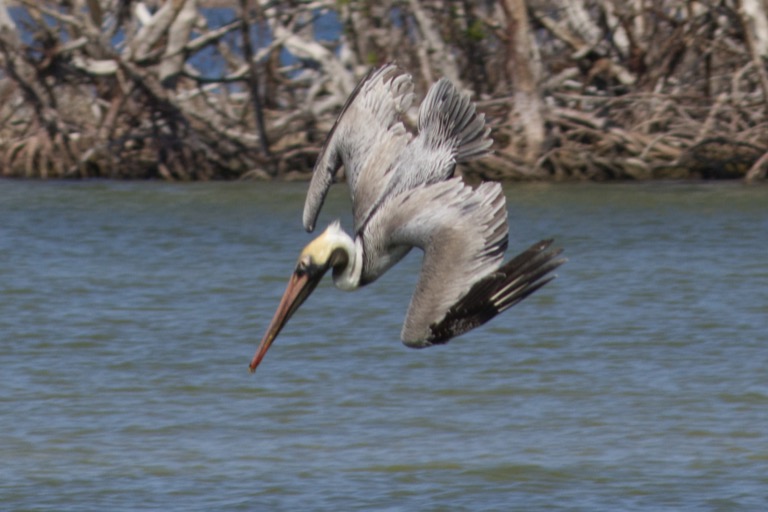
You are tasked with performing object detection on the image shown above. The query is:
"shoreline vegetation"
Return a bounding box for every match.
[0,1,767,182]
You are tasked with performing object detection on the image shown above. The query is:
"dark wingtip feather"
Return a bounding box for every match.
[426,239,565,344]
[491,240,565,312]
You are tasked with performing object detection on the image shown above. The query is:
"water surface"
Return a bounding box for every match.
[1,180,767,510]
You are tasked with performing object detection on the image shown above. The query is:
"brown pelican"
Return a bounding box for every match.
[249,64,565,373]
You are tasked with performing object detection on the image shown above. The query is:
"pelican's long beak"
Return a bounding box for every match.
[248,267,325,373]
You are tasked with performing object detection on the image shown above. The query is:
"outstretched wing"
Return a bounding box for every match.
[302,64,414,233]
[425,239,565,345]
[366,178,564,347]
[364,178,507,345]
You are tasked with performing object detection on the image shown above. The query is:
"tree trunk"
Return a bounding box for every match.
[502,0,545,166]
[159,0,198,87]
[239,0,271,162]
[0,0,15,34]
[739,0,768,115]
[408,0,460,85]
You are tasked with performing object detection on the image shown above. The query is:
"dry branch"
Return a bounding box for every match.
[0,0,766,181]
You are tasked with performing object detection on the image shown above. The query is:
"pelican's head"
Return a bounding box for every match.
[248,222,356,373]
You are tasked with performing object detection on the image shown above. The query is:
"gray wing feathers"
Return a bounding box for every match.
[371,178,508,347]
[383,78,493,199]
[418,78,492,163]
[303,64,414,232]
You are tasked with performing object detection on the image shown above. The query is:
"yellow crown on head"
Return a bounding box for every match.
[299,221,348,266]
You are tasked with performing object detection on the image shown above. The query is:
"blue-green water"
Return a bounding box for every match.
[1,180,767,511]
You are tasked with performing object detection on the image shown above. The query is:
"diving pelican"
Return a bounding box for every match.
[249,64,565,373]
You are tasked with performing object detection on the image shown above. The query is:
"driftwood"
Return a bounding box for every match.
[0,0,767,181]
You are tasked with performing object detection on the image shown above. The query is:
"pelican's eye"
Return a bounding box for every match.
[296,256,312,276]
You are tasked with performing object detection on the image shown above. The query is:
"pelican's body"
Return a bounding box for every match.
[249,65,565,372]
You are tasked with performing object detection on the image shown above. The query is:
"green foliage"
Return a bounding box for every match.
[466,19,485,42]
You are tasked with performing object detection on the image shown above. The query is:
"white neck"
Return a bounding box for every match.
[326,222,362,291]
